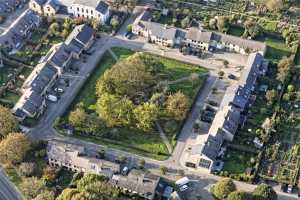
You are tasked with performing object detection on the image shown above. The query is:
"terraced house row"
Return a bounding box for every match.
[186,52,269,173]
[13,24,95,121]
[133,11,267,55]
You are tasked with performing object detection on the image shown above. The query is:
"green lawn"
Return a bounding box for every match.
[222,149,255,175]
[228,26,244,37]
[264,35,294,62]
[61,48,208,160]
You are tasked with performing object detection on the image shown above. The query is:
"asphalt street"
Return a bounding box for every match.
[0,169,22,200]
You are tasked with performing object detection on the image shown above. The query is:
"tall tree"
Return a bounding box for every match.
[165,92,189,120]
[0,132,30,165]
[276,57,293,84]
[20,177,46,200]
[0,105,18,139]
[69,107,88,128]
[210,178,236,200]
[217,16,230,33]
[265,89,276,105]
[265,0,284,12]
[33,190,55,200]
[133,102,160,131]
[227,190,252,200]
[253,184,277,200]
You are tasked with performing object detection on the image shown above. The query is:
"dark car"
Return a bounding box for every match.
[228,74,237,80]
[281,183,288,192]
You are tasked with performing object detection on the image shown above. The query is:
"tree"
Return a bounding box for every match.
[0,105,18,138]
[18,162,36,177]
[217,16,230,33]
[76,174,107,191]
[63,18,73,31]
[287,84,295,93]
[160,166,168,175]
[110,15,120,30]
[133,102,160,131]
[42,165,57,183]
[209,18,217,30]
[96,93,134,127]
[210,178,236,200]
[253,183,277,200]
[57,188,79,200]
[265,89,276,105]
[227,191,252,200]
[76,181,119,200]
[261,117,274,143]
[61,29,69,39]
[127,24,133,32]
[49,22,59,36]
[20,177,46,200]
[265,0,283,12]
[69,107,88,128]
[181,16,190,28]
[243,19,262,39]
[165,92,189,120]
[33,190,55,200]
[276,57,293,83]
[0,132,30,165]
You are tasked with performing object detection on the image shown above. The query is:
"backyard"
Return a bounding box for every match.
[58,47,208,160]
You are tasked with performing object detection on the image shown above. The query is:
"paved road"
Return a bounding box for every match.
[0,169,22,200]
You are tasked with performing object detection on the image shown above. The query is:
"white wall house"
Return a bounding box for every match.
[68,0,110,24]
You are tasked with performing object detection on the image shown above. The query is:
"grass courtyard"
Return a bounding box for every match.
[59,47,208,160]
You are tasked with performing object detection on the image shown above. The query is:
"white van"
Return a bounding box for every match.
[46,95,58,102]
[175,177,190,187]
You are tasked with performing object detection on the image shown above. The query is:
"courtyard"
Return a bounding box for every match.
[56,47,208,160]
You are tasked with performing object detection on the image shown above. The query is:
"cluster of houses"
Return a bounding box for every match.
[29,0,110,24]
[132,10,269,173]
[0,0,27,16]
[186,52,269,173]
[13,24,95,121]
[47,140,176,200]
[132,11,267,55]
[0,9,41,50]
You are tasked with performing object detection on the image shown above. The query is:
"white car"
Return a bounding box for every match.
[54,87,64,93]
[46,95,58,102]
[179,185,188,192]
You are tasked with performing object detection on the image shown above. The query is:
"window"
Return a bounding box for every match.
[82,8,84,12]
[77,7,79,12]
[86,9,88,13]
[91,10,93,14]
[199,158,211,169]
[33,3,36,8]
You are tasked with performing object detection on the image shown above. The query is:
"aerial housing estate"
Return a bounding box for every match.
[47,140,174,200]
[13,24,95,121]
[29,0,110,24]
[0,10,41,50]
[133,10,269,173]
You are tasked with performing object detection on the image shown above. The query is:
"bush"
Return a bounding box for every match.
[19,162,36,177]
[210,178,236,199]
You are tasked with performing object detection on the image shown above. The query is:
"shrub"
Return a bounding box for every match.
[19,162,36,177]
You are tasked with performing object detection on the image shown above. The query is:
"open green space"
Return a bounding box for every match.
[60,48,207,160]
[264,35,294,62]
[222,149,256,175]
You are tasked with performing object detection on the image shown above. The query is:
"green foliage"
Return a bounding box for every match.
[265,89,276,105]
[56,188,80,200]
[33,190,55,200]
[69,107,88,128]
[76,174,107,191]
[165,91,189,120]
[96,93,134,127]
[0,132,30,165]
[20,177,46,200]
[133,102,160,131]
[243,19,262,39]
[49,22,59,36]
[110,15,120,30]
[0,105,18,139]
[252,184,277,200]
[18,162,36,177]
[276,57,293,83]
[226,191,252,200]
[217,16,230,33]
[181,16,190,28]
[210,178,236,200]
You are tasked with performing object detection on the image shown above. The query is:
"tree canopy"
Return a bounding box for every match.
[226,191,252,200]
[210,178,236,200]
[165,92,189,120]
[0,132,30,165]
[252,183,277,200]
[0,105,18,139]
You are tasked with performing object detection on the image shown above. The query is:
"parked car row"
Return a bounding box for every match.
[201,105,217,123]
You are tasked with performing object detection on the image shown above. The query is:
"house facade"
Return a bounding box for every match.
[47,140,120,177]
[29,0,110,24]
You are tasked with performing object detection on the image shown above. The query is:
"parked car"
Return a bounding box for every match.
[228,74,237,80]
[281,183,288,192]
[122,166,129,175]
[287,185,293,193]
[179,185,188,192]
[54,87,64,93]
[46,95,58,102]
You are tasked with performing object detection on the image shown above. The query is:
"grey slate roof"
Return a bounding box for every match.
[96,1,109,14]
[142,21,178,40]
[32,0,47,5]
[31,63,57,93]
[201,133,223,160]
[22,91,44,115]
[186,28,212,43]
[72,0,97,7]
[50,44,71,67]
[66,24,94,46]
